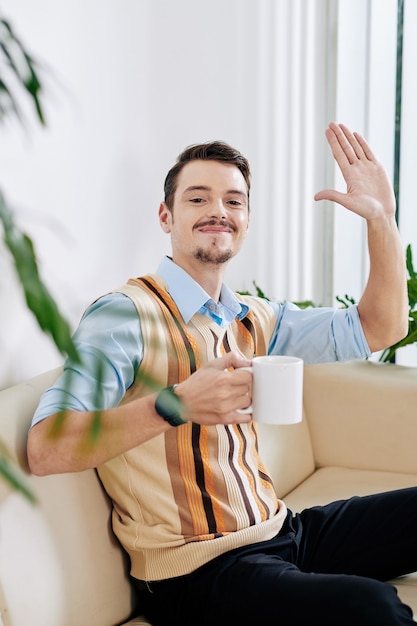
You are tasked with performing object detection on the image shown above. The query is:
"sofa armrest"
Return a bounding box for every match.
[0,367,138,626]
[0,367,63,499]
[303,360,417,474]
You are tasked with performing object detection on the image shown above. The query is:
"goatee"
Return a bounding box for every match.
[194,247,233,265]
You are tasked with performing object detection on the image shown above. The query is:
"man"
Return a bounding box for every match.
[28,123,414,625]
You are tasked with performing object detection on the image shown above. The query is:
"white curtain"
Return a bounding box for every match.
[240,0,337,305]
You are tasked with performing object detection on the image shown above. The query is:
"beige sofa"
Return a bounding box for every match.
[1,359,417,625]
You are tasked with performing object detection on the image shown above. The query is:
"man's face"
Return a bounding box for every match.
[159,159,250,273]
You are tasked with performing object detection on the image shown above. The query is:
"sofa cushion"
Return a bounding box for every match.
[257,414,315,498]
[282,466,417,512]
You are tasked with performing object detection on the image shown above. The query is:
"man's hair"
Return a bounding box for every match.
[163,141,251,210]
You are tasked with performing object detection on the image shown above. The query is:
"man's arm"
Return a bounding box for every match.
[27,352,252,476]
[314,122,408,352]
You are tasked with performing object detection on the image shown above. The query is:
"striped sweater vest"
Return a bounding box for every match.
[97,274,288,581]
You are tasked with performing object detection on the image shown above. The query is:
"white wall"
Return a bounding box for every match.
[1,0,415,387]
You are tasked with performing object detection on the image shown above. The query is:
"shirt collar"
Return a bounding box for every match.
[156,256,249,324]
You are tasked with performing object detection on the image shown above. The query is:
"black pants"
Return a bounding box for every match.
[134,488,417,625]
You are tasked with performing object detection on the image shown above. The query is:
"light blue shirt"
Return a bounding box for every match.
[32,256,370,425]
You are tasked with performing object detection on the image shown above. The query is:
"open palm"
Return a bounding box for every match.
[314,122,396,221]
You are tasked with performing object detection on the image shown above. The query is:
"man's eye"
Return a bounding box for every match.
[190,198,204,203]
[228,200,241,206]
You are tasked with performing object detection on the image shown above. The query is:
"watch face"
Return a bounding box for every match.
[155,386,186,427]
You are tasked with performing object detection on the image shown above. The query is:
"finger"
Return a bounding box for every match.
[236,388,252,411]
[230,410,252,425]
[337,124,377,164]
[314,188,347,206]
[336,123,365,161]
[210,352,252,371]
[229,367,251,385]
[314,188,365,217]
[328,123,364,164]
[353,130,377,162]
[325,125,352,168]
[228,367,252,390]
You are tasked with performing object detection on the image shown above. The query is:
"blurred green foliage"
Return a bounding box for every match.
[0,17,78,499]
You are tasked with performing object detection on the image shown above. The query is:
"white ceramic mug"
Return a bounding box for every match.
[238,355,304,424]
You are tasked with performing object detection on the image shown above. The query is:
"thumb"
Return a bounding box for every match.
[314,189,348,206]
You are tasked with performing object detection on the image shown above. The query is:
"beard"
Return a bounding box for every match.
[193,245,233,265]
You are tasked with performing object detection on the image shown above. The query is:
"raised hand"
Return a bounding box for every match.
[314,122,396,222]
[314,122,407,353]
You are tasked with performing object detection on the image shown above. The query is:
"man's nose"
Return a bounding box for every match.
[209,199,227,217]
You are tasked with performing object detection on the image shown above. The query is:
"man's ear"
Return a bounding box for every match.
[159,202,172,233]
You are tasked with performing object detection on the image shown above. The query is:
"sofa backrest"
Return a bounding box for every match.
[0,369,136,626]
[302,360,417,473]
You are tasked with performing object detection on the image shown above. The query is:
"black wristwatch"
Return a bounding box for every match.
[155,384,187,427]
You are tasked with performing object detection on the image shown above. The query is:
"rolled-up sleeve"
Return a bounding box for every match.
[267,301,371,364]
[31,293,143,427]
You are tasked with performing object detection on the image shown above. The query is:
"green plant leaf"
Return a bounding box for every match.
[335,294,357,308]
[292,300,320,309]
[237,281,271,300]
[0,18,46,125]
[408,281,417,311]
[406,244,416,280]
[0,446,36,503]
[0,191,79,361]
[252,281,269,300]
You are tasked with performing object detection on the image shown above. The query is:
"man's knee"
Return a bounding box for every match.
[340,577,413,626]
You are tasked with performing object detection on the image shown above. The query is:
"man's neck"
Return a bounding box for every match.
[172,257,226,301]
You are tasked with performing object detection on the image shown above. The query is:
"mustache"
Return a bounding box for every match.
[193,218,237,232]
